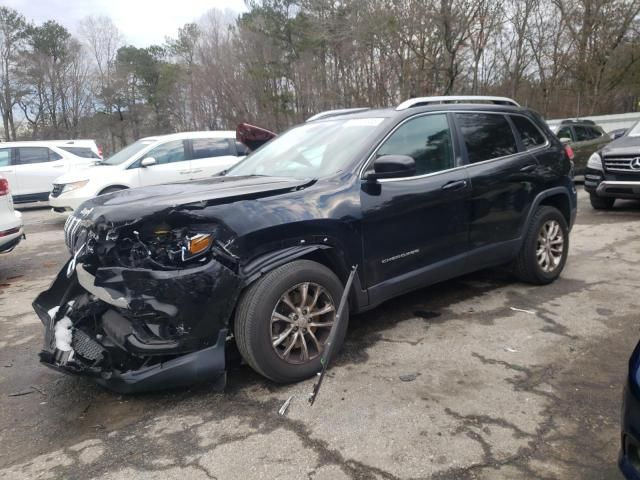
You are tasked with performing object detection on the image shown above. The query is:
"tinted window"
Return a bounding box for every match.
[574,126,595,141]
[556,126,573,141]
[376,114,453,176]
[0,149,10,166]
[17,147,51,164]
[510,115,545,149]
[60,146,100,158]
[146,140,186,165]
[587,126,603,138]
[456,113,517,163]
[191,138,231,159]
[235,141,249,156]
[49,149,62,160]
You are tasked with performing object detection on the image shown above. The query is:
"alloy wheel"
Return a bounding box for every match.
[536,219,564,273]
[270,282,336,364]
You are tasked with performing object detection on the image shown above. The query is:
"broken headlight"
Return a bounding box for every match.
[118,227,215,268]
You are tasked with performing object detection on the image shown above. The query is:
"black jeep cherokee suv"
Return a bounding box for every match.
[33,96,577,393]
[584,120,640,209]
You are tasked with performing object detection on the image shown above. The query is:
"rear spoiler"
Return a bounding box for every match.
[236,123,277,151]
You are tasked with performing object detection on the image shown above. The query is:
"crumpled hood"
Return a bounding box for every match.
[601,135,640,156]
[76,175,315,223]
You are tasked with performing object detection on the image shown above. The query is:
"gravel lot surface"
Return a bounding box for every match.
[0,189,635,479]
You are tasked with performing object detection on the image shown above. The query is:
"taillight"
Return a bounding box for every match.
[0,178,8,196]
[564,145,574,161]
[97,145,103,158]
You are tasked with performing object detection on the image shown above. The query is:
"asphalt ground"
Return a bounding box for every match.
[0,188,637,479]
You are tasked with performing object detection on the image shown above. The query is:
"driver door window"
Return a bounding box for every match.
[147,140,187,164]
[138,140,190,187]
[376,114,454,176]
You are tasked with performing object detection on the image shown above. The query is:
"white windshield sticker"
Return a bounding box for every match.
[344,118,385,127]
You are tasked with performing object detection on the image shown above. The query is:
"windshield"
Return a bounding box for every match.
[227,118,386,179]
[628,121,640,137]
[100,139,155,165]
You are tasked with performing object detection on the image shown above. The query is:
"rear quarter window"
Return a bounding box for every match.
[60,146,100,158]
[510,115,546,150]
[456,113,518,163]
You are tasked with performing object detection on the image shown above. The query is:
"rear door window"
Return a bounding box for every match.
[191,138,232,159]
[455,113,518,163]
[16,147,52,164]
[574,126,594,141]
[587,126,603,138]
[510,115,546,150]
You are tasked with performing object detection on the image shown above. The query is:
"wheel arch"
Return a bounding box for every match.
[98,185,129,195]
[520,187,574,239]
[239,244,368,313]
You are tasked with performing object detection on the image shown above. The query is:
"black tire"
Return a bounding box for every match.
[589,194,615,210]
[513,206,569,285]
[99,186,127,196]
[234,260,347,383]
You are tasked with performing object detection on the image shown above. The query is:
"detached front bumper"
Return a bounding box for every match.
[33,258,241,393]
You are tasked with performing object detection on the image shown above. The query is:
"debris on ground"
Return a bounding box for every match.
[504,347,518,353]
[510,307,536,314]
[278,395,294,416]
[399,373,418,382]
[8,389,35,397]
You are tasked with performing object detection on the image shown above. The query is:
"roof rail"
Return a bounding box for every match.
[396,95,520,110]
[306,108,370,122]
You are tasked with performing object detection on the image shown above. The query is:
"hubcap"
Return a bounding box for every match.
[271,282,336,364]
[536,220,564,273]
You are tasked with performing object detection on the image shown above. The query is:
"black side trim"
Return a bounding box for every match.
[366,239,520,310]
[13,192,50,203]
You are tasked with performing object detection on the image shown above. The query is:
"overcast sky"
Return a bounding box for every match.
[4,0,247,46]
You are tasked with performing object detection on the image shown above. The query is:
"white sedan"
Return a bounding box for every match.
[0,176,24,253]
[49,131,245,213]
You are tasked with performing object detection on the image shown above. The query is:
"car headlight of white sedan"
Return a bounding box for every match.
[61,180,89,194]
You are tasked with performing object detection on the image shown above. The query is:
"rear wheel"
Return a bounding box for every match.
[234,260,347,383]
[513,206,569,285]
[589,194,615,210]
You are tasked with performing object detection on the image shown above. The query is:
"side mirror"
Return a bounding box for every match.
[140,157,157,167]
[559,137,572,145]
[366,155,416,181]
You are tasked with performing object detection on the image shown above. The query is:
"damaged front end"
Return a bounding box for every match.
[33,209,242,393]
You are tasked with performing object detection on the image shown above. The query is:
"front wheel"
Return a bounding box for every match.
[234,260,347,383]
[589,194,615,210]
[513,206,569,285]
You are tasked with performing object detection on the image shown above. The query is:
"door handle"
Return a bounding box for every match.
[0,169,11,173]
[179,170,191,174]
[52,164,64,168]
[520,164,537,173]
[441,179,467,191]
[190,169,203,174]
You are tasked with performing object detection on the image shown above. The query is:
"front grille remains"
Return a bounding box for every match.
[51,184,64,198]
[64,215,84,254]
[603,157,640,173]
[72,329,104,361]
